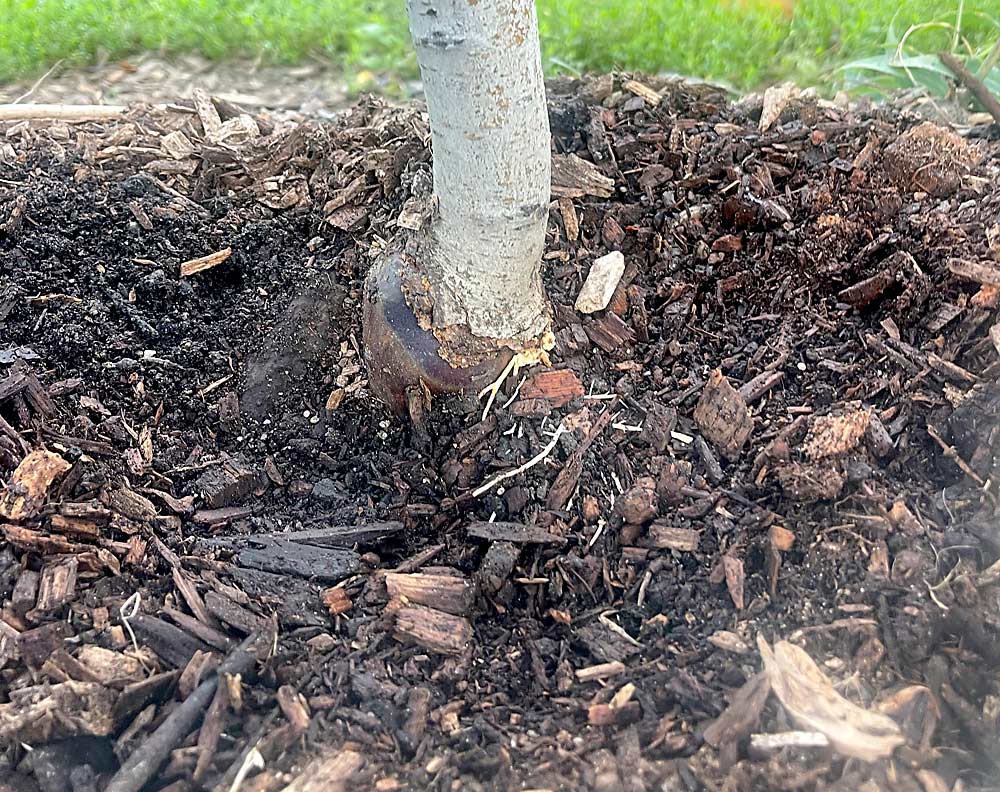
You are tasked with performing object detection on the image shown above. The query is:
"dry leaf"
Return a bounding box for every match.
[802,408,871,460]
[758,636,905,761]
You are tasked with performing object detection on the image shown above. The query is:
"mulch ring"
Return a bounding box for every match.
[0,74,999,792]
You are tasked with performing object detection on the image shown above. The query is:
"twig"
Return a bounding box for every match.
[0,103,126,122]
[12,60,64,104]
[926,423,986,487]
[939,51,1000,126]
[104,631,272,792]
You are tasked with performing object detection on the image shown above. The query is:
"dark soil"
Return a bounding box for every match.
[1,76,999,792]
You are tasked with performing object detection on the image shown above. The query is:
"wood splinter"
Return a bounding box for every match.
[179,247,233,278]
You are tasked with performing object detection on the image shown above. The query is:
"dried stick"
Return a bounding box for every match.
[939,52,1000,126]
[104,631,272,792]
[0,103,126,122]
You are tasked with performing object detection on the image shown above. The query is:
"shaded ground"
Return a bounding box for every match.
[0,75,999,792]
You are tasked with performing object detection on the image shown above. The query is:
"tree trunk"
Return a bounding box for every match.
[407,0,550,345]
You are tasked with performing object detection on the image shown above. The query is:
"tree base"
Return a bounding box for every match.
[362,252,510,417]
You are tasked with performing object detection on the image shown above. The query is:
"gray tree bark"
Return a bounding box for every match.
[407,0,550,345]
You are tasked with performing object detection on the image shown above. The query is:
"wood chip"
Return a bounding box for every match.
[588,700,641,726]
[0,450,71,521]
[551,153,614,199]
[466,521,565,545]
[948,257,1000,286]
[279,749,364,792]
[622,79,661,106]
[707,630,751,654]
[321,586,352,616]
[0,680,115,742]
[520,368,584,407]
[760,82,799,132]
[558,197,579,242]
[802,408,871,460]
[385,572,474,616]
[192,88,223,141]
[703,672,770,748]
[29,558,78,618]
[389,600,473,656]
[160,130,195,160]
[575,661,626,683]
[758,636,904,761]
[693,370,753,460]
[646,522,700,551]
[179,247,232,278]
[575,251,626,314]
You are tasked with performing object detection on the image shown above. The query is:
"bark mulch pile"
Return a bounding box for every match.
[0,75,998,792]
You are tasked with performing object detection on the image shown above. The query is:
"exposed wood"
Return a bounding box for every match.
[132,614,213,669]
[162,607,233,652]
[551,153,614,198]
[203,536,360,583]
[276,685,311,735]
[11,569,39,619]
[575,661,626,683]
[0,450,71,521]
[0,680,116,743]
[28,557,78,618]
[576,252,626,314]
[739,370,785,404]
[265,521,404,548]
[385,572,474,616]
[622,79,661,106]
[390,600,473,656]
[646,522,700,552]
[703,672,771,748]
[179,248,232,277]
[194,455,265,509]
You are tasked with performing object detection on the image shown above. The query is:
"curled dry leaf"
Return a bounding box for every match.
[758,635,905,761]
[802,408,871,460]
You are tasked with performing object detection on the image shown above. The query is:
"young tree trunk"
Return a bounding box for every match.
[362,0,551,414]
[407,0,550,344]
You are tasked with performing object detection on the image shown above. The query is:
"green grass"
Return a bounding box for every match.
[1,0,998,90]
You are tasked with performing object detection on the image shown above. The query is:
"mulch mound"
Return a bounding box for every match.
[0,75,998,792]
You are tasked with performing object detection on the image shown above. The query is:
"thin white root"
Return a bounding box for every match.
[477,330,555,421]
[229,748,265,792]
[473,422,566,497]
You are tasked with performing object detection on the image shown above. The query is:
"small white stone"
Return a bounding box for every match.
[575,251,625,314]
